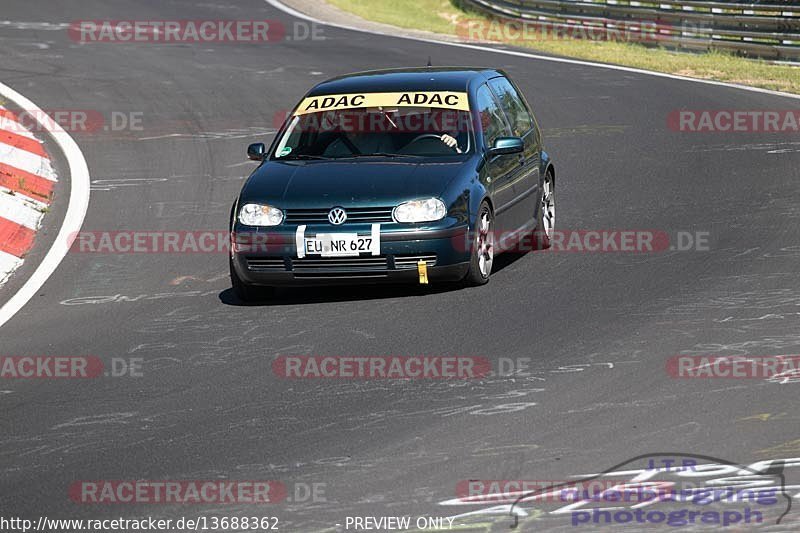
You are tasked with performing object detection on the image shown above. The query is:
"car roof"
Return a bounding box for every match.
[307,67,506,96]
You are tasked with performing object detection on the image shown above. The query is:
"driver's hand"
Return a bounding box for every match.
[440,134,462,153]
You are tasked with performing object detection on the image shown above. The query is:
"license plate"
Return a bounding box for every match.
[304,233,375,257]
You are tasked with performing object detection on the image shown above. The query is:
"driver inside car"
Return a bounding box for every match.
[396,106,466,154]
[439,132,462,154]
[319,107,468,156]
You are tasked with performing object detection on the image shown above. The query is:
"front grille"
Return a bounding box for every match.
[246,257,286,272]
[244,253,438,278]
[284,207,394,225]
[394,254,437,269]
[292,256,388,278]
[292,256,388,272]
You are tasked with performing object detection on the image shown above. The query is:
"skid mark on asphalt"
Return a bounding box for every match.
[715,313,799,323]
[90,177,168,191]
[687,141,800,154]
[52,412,137,429]
[546,124,628,138]
[127,303,642,413]
[640,286,800,329]
[757,439,800,456]
[226,160,258,168]
[0,21,68,31]
[763,248,800,259]
[689,336,800,354]
[204,271,229,283]
[169,275,202,285]
[137,127,277,141]
[151,200,229,218]
[739,412,790,422]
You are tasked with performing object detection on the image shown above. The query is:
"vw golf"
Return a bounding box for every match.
[230,67,555,300]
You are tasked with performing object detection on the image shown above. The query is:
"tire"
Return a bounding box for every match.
[230,256,274,302]
[534,169,555,250]
[462,201,495,286]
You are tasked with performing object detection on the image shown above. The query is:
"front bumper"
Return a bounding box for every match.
[231,223,471,286]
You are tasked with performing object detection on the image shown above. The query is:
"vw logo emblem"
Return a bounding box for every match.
[328,207,347,225]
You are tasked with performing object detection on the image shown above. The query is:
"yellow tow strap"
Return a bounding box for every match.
[417,260,429,285]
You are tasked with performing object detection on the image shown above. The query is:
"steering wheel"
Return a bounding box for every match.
[406,134,458,153]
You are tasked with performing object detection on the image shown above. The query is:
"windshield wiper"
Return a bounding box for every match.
[334,153,421,159]
[280,154,331,161]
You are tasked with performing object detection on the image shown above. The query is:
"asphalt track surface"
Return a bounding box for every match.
[1,1,800,531]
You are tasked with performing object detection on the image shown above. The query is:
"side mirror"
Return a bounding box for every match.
[247,143,266,161]
[487,136,524,157]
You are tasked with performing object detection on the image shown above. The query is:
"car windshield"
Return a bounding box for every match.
[272,106,474,160]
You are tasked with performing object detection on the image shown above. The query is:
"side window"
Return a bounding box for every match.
[488,77,533,137]
[476,84,511,148]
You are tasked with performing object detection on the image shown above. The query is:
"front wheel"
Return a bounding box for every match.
[461,202,494,286]
[534,169,555,250]
[230,256,274,302]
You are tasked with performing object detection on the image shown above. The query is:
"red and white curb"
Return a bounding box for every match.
[0,81,89,330]
[0,105,56,285]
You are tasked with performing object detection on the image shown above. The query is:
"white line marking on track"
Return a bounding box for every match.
[0,142,55,179]
[0,21,70,31]
[0,186,48,210]
[0,250,23,285]
[265,0,800,102]
[0,192,44,229]
[0,82,91,329]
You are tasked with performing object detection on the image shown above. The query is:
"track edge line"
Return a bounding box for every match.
[0,82,91,329]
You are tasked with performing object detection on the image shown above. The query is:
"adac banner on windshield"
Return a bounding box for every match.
[293,92,471,115]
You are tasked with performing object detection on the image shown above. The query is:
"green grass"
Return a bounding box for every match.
[330,0,460,35]
[327,0,800,94]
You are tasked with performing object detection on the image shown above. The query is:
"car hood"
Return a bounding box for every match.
[240,159,467,209]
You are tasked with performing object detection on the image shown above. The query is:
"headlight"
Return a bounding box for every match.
[393,198,447,223]
[238,203,284,226]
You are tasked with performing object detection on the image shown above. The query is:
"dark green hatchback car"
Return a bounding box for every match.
[230,67,555,300]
